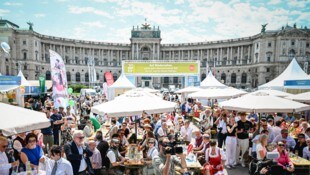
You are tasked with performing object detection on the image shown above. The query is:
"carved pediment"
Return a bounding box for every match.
[277,28,310,37]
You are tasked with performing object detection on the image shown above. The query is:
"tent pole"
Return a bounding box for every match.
[135,115,138,143]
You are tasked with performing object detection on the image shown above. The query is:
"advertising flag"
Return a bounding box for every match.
[39,75,45,94]
[49,50,68,108]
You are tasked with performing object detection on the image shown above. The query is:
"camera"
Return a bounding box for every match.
[164,142,183,155]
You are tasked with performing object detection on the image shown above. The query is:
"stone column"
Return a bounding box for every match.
[217,48,219,65]
[157,44,160,59]
[153,43,155,60]
[136,43,139,59]
[220,48,223,66]
[230,47,233,65]
[240,46,243,65]
[42,43,45,62]
[131,44,134,60]
[237,46,240,65]
[247,45,251,64]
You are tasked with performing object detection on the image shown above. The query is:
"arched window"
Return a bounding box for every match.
[231,73,236,84]
[221,73,226,84]
[85,57,88,65]
[201,73,206,80]
[76,72,80,82]
[85,72,89,82]
[241,73,247,84]
[96,72,99,81]
[23,52,27,60]
[113,73,118,81]
[46,71,51,80]
[66,72,71,82]
[289,49,295,57]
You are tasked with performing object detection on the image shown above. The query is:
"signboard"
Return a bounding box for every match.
[105,71,114,86]
[0,76,21,85]
[123,61,199,76]
[284,80,310,89]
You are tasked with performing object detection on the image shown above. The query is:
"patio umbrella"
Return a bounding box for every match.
[285,91,310,103]
[0,102,51,136]
[175,86,200,94]
[219,92,310,113]
[92,91,176,117]
[91,91,176,142]
[249,89,292,97]
[188,88,247,99]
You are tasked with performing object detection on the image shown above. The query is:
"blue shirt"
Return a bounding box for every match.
[21,145,43,166]
[284,116,295,123]
[41,118,54,135]
[248,113,258,122]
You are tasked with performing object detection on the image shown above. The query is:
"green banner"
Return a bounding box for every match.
[123,62,199,75]
[39,75,45,94]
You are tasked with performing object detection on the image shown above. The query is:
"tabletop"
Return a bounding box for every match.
[290,156,310,166]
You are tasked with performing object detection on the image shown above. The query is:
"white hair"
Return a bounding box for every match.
[72,130,83,139]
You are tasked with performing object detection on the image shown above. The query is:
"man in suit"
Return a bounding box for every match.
[64,130,94,175]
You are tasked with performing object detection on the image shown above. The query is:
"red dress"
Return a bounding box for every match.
[203,148,224,175]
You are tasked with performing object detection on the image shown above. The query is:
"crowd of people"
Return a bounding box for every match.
[0,93,310,175]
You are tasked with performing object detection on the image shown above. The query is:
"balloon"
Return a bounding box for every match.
[69,99,75,107]
[68,88,73,94]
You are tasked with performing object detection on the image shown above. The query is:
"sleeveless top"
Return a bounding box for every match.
[13,136,26,160]
[21,145,42,166]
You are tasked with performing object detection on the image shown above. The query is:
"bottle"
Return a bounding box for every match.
[26,161,32,175]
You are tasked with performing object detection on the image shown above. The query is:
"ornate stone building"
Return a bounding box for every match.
[0,19,309,89]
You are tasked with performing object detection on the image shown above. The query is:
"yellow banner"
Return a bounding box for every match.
[123,62,199,75]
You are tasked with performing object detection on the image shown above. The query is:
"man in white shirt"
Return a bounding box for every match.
[180,120,193,144]
[157,122,168,138]
[106,139,126,175]
[40,145,73,175]
[0,136,19,175]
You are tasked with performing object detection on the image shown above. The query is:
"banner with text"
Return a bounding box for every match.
[49,49,68,108]
[123,61,199,76]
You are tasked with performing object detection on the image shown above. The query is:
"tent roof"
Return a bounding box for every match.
[109,74,136,89]
[200,71,227,88]
[17,70,30,86]
[259,58,310,90]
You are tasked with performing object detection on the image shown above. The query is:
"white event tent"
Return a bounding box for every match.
[286,91,310,103]
[259,58,310,90]
[200,71,228,89]
[0,102,51,136]
[107,74,136,100]
[249,89,292,98]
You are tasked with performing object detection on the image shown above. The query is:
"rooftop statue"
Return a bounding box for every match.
[141,18,151,30]
[261,23,268,33]
[27,21,33,31]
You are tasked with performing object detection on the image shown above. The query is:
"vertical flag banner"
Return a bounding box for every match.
[49,50,68,108]
[39,75,45,94]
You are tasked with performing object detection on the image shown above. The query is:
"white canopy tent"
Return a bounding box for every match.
[18,70,30,86]
[200,71,227,89]
[92,90,176,117]
[175,86,200,94]
[107,74,136,100]
[0,102,51,136]
[249,89,292,97]
[188,88,247,99]
[219,92,310,113]
[259,58,310,90]
[286,91,310,103]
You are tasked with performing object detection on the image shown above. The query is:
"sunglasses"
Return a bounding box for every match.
[148,142,155,144]
[28,139,36,143]
[78,136,85,139]
[278,144,285,147]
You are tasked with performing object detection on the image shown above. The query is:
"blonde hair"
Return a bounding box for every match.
[259,134,268,145]
[0,136,7,144]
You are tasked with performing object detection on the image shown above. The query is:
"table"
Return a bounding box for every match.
[186,160,202,175]
[124,160,145,175]
[290,156,310,175]
[17,170,46,175]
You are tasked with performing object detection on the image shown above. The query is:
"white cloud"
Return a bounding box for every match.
[267,0,281,5]
[288,0,309,8]
[34,13,46,18]
[56,0,69,2]
[81,21,105,28]
[175,0,184,5]
[4,2,22,6]
[72,27,87,40]
[161,28,204,43]
[115,1,183,26]
[0,9,10,16]
[68,6,113,18]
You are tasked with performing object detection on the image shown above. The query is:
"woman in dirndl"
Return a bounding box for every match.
[202,140,226,175]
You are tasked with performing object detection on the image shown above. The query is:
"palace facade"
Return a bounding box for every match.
[0,19,309,89]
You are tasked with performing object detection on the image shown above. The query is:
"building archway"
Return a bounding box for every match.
[221,73,226,84]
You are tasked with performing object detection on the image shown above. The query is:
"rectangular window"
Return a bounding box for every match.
[266,68,270,72]
[291,41,295,46]
[24,65,27,70]
[307,43,310,48]
[23,40,26,45]
[268,42,271,47]
[35,41,37,47]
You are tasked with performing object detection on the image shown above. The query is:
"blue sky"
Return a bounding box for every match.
[1,0,309,43]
